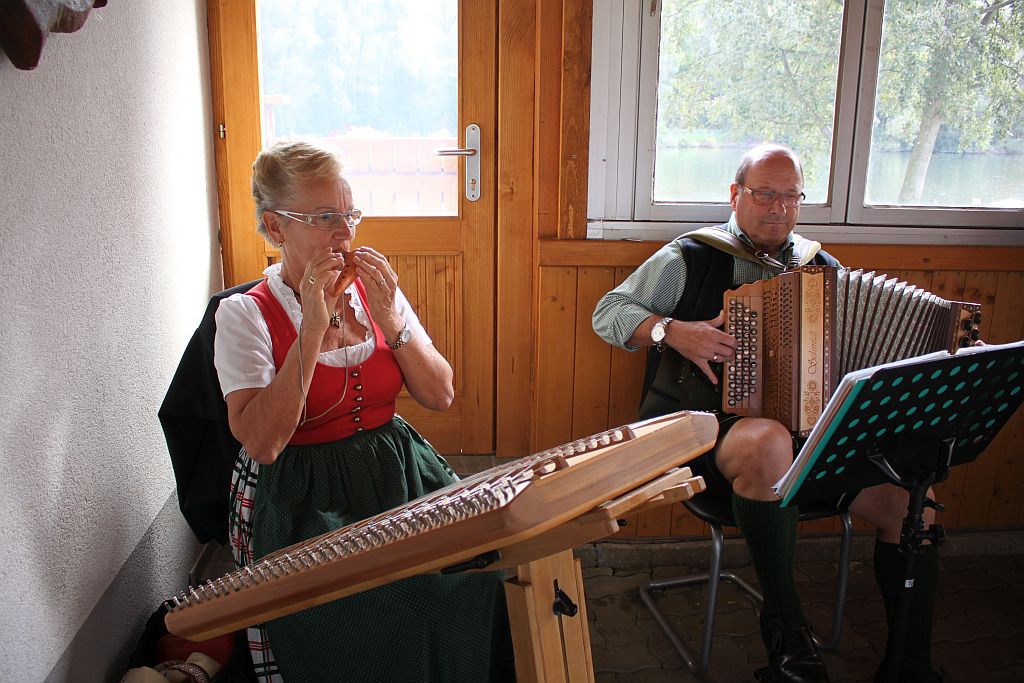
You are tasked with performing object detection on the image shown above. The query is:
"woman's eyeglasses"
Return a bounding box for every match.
[273,209,363,229]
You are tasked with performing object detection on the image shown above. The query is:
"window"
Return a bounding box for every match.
[589,0,1024,243]
[257,0,459,216]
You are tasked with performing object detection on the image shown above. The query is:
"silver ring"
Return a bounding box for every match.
[712,353,719,362]
[308,276,315,285]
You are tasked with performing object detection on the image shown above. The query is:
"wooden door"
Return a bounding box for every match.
[207,0,497,454]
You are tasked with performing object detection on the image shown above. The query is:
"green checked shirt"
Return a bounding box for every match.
[592,214,802,351]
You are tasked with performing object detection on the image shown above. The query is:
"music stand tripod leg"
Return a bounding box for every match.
[869,436,953,683]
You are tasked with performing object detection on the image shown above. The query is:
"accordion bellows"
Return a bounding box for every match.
[723,266,982,435]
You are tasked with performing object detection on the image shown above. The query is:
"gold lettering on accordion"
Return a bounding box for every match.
[800,272,825,432]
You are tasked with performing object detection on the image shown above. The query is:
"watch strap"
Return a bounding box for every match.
[386,325,410,350]
[653,316,673,351]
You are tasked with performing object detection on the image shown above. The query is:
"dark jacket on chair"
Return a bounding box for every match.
[159,279,263,545]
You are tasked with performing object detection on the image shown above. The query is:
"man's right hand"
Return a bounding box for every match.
[663,310,737,385]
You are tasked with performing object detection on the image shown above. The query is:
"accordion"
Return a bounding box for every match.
[723,266,982,435]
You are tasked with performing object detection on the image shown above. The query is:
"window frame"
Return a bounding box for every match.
[588,0,1024,245]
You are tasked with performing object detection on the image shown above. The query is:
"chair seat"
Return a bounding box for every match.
[684,493,847,526]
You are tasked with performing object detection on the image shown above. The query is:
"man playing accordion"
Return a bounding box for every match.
[593,144,942,683]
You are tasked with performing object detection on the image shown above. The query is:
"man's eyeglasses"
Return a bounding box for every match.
[273,209,363,229]
[739,186,806,208]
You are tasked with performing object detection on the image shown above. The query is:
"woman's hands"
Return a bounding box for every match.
[351,247,404,340]
[345,246,453,410]
[298,248,346,333]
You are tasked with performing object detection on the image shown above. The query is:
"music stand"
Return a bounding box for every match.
[774,341,1024,683]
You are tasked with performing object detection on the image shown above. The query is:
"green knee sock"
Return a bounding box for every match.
[732,493,805,626]
[873,539,938,680]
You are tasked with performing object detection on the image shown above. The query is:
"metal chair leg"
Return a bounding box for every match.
[812,510,852,652]
[639,523,762,678]
[639,511,851,675]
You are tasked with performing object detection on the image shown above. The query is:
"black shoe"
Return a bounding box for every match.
[754,613,830,683]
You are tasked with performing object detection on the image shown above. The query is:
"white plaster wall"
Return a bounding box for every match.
[0,2,221,679]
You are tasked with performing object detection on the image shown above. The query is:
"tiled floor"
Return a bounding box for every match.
[578,532,1024,682]
[195,453,1024,682]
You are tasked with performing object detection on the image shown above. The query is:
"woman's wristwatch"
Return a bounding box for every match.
[387,325,411,350]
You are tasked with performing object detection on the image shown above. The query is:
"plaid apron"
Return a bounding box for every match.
[229,448,281,682]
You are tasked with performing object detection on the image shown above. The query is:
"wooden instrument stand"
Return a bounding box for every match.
[497,466,707,682]
[506,550,593,683]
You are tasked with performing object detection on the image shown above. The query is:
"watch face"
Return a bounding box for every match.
[651,323,666,343]
[399,327,411,343]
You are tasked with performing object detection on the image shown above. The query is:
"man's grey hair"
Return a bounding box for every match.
[734,143,804,186]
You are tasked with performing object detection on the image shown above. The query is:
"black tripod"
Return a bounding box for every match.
[868,435,952,682]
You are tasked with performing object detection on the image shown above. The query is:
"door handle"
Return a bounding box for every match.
[435,123,480,202]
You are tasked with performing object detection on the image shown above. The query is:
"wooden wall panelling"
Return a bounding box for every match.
[894,270,934,292]
[606,269,645,537]
[940,271,1000,525]
[556,0,592,239]
[497,0,537,456]
[670,499,707,538]
[391,254,461,374]
[606,267,647,427]
[571,267,615,440]
[635,499,674,537]
[442,255,461,386]
[533,267,578,451]
[798,517,839,534]
[390,254,464,453]
[534,0,563,239]
[964,272,1024,527]
[605,344,645,430]
[983,272,1024,526]
[928,270,971,528]
[542,241,1024,272]
[823,244,1024,273]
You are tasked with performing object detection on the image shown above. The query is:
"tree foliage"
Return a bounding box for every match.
[257,0,458,139]
[657,0,1024,200]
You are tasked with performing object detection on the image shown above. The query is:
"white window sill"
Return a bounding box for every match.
[587,221,1024,246]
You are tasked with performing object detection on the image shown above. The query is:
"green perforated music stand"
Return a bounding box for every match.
[775,340,1024,683]
[778,341,1024,507]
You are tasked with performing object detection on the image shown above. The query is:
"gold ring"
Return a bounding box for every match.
[308,276,315,285]
[377,279,386,287]
[712,353,719,362]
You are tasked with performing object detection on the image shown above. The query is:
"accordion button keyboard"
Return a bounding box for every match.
[726,297,761,410]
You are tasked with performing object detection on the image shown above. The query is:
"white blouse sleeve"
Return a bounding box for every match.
[393,287,428,343]
[213,293,277,397]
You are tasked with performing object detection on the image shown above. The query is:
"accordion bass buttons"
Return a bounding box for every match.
[955,307,983,348]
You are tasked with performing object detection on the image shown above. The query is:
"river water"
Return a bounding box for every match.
[653,147,1023,208]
